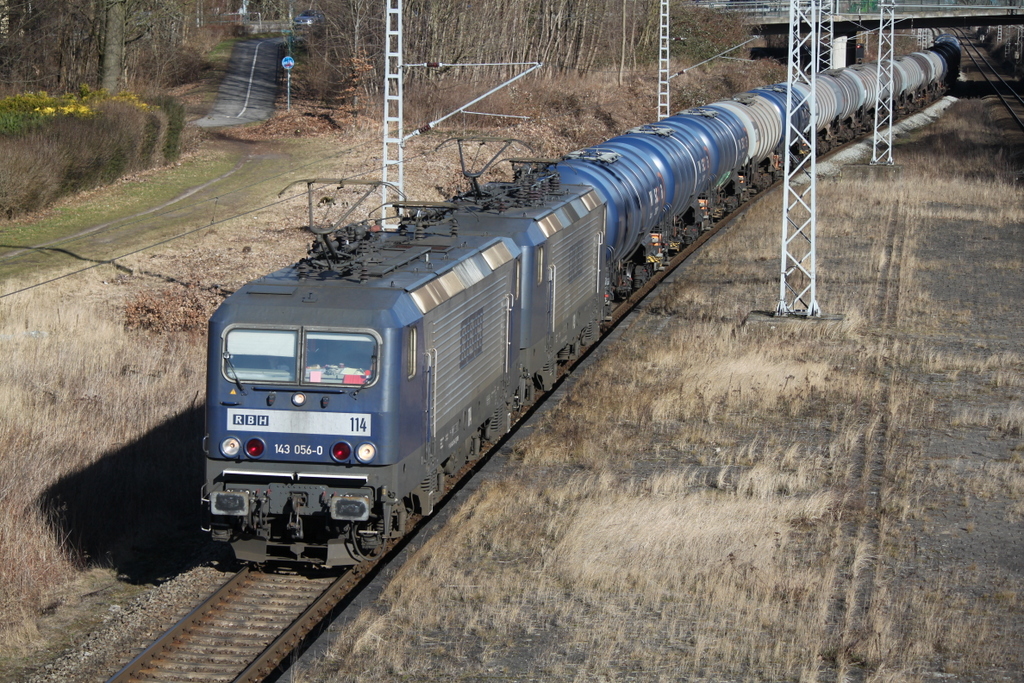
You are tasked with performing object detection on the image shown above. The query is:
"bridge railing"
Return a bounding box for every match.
[700,0,1022,17]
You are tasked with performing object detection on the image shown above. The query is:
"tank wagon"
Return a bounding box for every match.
[203,36,961,566]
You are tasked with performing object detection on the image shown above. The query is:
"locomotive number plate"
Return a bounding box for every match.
[227,409,371,436]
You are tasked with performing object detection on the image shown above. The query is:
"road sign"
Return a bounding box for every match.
[282,56,295,70]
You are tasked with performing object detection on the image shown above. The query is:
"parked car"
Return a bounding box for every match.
[293,9,324,27]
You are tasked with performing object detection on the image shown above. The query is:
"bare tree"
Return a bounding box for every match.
[101,0,126,92]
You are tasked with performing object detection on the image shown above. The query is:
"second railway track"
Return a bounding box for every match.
[955,28,1024,133]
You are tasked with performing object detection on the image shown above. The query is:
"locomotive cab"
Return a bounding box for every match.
[204,286,426,566]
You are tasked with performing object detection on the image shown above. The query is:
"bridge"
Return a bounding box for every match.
[704,0,1024,35]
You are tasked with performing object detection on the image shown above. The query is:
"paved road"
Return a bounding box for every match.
[195,38,283,128]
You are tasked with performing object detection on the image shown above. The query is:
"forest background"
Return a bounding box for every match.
[0,0,749,100]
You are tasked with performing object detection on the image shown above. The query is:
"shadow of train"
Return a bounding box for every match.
[38,404,232,584]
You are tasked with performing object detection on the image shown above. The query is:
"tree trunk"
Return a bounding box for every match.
[101,0,125,92]
[618,0,626,85]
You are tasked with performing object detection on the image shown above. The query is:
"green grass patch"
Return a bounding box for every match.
[0,148,244,284]
[0,151,238,244]
[209,37,244,64]
[0,130,364,287]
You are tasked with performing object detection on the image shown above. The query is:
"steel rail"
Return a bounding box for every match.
[231,570,361,682]
[953,29,1024,133]
[107,567,254,682]
[105,568,352,683]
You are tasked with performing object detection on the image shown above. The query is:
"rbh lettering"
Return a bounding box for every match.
[232,414,270,426]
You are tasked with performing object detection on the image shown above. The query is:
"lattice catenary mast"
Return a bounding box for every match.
[382,0,404,213]
[776,0,821,317]
[870,0,895,165]
[820,0,835,74]
[658,0,670,120]
[380,0,542,216]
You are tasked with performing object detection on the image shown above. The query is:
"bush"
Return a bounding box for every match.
[150,95,186,163]
[0,90,185,218]
[0,140,60,217]
[0,111,47,136]
[124,286,223,333]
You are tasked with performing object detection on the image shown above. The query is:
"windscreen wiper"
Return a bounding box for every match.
[222,353,248,396]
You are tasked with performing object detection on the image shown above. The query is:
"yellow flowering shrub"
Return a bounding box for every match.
[0,86,152,135]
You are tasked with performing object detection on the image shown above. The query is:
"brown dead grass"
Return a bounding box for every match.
[300,98,1024,682]
[0,285,203,629]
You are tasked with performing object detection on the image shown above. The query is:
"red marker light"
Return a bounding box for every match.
[245,438,265,457]
[331,442,352,462]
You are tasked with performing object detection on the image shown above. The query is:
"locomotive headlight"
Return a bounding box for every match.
[221,437,241,457]
[355,442,376,463]
[292,392,307,406]
[329,495,371,521]
[210,491,249,516]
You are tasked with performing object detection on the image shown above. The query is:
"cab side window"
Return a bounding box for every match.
[406,325,417,380]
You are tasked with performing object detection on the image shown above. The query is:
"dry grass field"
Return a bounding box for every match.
[1,62,1022,681]
[290,99,1024,682]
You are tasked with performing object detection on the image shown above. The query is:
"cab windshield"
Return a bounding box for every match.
[304,332,377,385]
[223,329,378,386]
[224,329,298,382]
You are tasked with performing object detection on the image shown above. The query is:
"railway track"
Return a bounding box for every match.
[954,28,1024,133]
[108,568,343,682]
[104,89,957,683]
[103,195,740,683]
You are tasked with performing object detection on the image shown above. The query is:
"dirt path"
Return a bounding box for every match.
[0,37,296,290]
[0,131,381,293]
